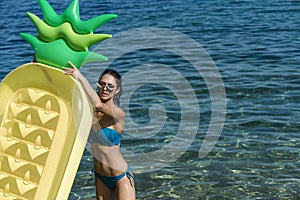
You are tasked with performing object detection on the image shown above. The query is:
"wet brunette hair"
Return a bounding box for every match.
[98,69,123,106]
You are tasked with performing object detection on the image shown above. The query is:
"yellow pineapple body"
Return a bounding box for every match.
[0,63,92,200]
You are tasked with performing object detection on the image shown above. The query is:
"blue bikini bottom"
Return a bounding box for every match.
[94,167,135,190]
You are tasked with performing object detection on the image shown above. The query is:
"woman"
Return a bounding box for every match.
[64,62,136,200]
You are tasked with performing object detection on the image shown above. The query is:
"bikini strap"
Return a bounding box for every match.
[126,171,135,188]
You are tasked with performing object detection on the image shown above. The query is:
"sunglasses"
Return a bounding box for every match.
[96,81,116,92]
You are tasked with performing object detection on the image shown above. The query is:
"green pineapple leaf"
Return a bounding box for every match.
[20,33,108,69]
[38,0,117,34]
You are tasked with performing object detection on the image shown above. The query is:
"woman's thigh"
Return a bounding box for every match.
[115,174,136,200]
[95,177,113,200]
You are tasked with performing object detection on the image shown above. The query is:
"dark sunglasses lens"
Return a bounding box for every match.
[107,85,115,91]
[98,82,115,92]
[99,82,106,87]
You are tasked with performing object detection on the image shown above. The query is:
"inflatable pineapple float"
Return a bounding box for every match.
[0,0,116,199]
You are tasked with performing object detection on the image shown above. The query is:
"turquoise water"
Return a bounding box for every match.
[1,0,300,199]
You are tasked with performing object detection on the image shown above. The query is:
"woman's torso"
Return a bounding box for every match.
[90,114,128,176]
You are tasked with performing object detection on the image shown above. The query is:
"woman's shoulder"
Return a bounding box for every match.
[114,104,125,116]
[113,105,125,125]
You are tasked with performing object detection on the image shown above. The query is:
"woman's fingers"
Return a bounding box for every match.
[68,61,76,69]
[63,61,81,79]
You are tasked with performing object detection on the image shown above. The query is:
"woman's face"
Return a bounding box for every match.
[97,74,117,101]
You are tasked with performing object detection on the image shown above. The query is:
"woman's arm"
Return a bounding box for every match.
[63,62,124,123]
[64,61,102,109]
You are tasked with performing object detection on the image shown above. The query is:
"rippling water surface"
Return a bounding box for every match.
[1,0,300,199]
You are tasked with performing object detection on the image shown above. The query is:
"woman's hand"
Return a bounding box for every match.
[63,61,82,80]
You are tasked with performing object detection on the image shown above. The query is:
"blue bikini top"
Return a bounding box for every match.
[89,127,121,146]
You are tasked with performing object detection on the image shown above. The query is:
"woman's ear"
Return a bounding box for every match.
[114,87,120,95]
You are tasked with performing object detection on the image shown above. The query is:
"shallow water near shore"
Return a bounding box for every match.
[1,0,300,199]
